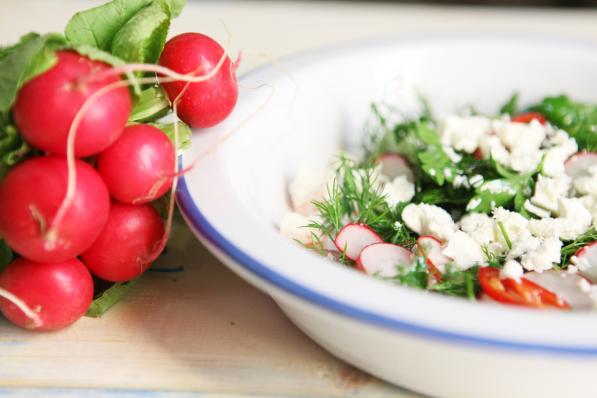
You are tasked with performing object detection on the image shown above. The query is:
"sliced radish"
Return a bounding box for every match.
[377,153,414,182]
[334,223,383,261]
[565,151,597,179]
[575,242,597,283]
[356,243,414,277]
[416,235,450,272]
[523,271,593,310]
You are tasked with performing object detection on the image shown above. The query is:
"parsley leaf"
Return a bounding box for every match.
[529,95,597,151]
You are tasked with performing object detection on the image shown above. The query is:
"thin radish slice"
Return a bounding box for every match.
[334,223,383,261]
[356,243,414,277]
[565,151,597,179]
[416,235,450,272]
[575,242,597,283]
[523,271,593,310]
[377,153,414,182]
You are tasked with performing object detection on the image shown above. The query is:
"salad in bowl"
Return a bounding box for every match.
[282,93,597,310]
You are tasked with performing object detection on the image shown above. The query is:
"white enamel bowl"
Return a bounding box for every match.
[177,34,597,398]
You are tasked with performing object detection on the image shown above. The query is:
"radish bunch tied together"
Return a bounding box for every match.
[0,0,239,331]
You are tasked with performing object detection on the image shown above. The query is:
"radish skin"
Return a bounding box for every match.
[159,33,239,128]
[0,258,93,331]
[13,51,131,157]
[81,202,165,282]
[98,124,175,204]
[0,157,110,263]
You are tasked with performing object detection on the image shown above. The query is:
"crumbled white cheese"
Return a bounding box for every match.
[382,175,415,207]
[453,174,469,189]
[507,229,541,260]
[523,199,551,218]
[573,165,597,197]
[542,146,569,177]
[459,212,496,247]
[493,119,546,172]
[501,259,524,281]
[280,212,318,244]
[530,174,571,213]
[557,197,592,240]
[441,231,486,270]
[466,197,482,212]
[579,195,597,228]
[528,217,562,239]
[546,130,578,157]
[439,115,492,154]
[479,180,517,195]
[288,167,330,215]
[520,237,562,272]
[492,207,529,248]
[401,203,456,241]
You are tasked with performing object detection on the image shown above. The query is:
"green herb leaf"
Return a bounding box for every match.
[0,32,65,113]
[130,85,170,122]
[111,0,171,64]
[430,266,480,299]
[151,121,192,150]
[499,92,519,116]
[86,280,137,318]
[529,95,597,151]
[561,228,597,265]
[65,0,154,50]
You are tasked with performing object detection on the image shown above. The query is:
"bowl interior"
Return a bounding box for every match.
[179,34,597,350]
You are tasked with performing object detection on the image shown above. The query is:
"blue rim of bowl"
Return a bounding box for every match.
[176,33,597,356]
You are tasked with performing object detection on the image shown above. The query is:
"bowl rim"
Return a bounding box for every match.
[176,31,597,356]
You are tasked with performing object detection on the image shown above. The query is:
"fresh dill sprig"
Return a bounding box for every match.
[561,228,597,265]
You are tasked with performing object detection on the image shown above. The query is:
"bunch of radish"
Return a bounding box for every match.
[0,0,239,331]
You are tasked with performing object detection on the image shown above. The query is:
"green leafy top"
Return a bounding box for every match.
[529,95,597,152]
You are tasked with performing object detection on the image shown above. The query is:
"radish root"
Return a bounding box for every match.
[0,288,42,329]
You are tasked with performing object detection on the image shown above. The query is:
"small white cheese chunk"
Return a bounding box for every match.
[501,259,524,281]
[520,237,562,273]
[459,212,495,247]
[382,175,415,207]
[557,197,592,240]
[523,199,551,218]
[401,203,456,241]
[280,212,318,244]
[573,165,597,198]
[439,115,492,154]
[530,175,571,213]
[507,229,541,260]
[528,217,562,239]
[492,207,529,247]
[493,119,546,173]
[441,231,486,270]
[288,167,330,215]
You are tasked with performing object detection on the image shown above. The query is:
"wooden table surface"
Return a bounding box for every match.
[2,1,597,397]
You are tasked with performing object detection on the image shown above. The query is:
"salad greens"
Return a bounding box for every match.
[529,95,597,152]
[297,93,597,304]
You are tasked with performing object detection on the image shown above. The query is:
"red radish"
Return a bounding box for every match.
[334,223,383,261]
[416,236,450,270]
[511,112,546,125]
[81,202,165,282]
[0,156,110,263]
[575,242,597,283]
[356,242,413,277]
[12,51,131,157]
[377,153,414,182]
[523,270,593,310]
[98,124,175,204]
[473,147,484,160]
[416,235,449,280]
[158,33,238,128]
[0,258,93,331]
[565,151,597,179]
